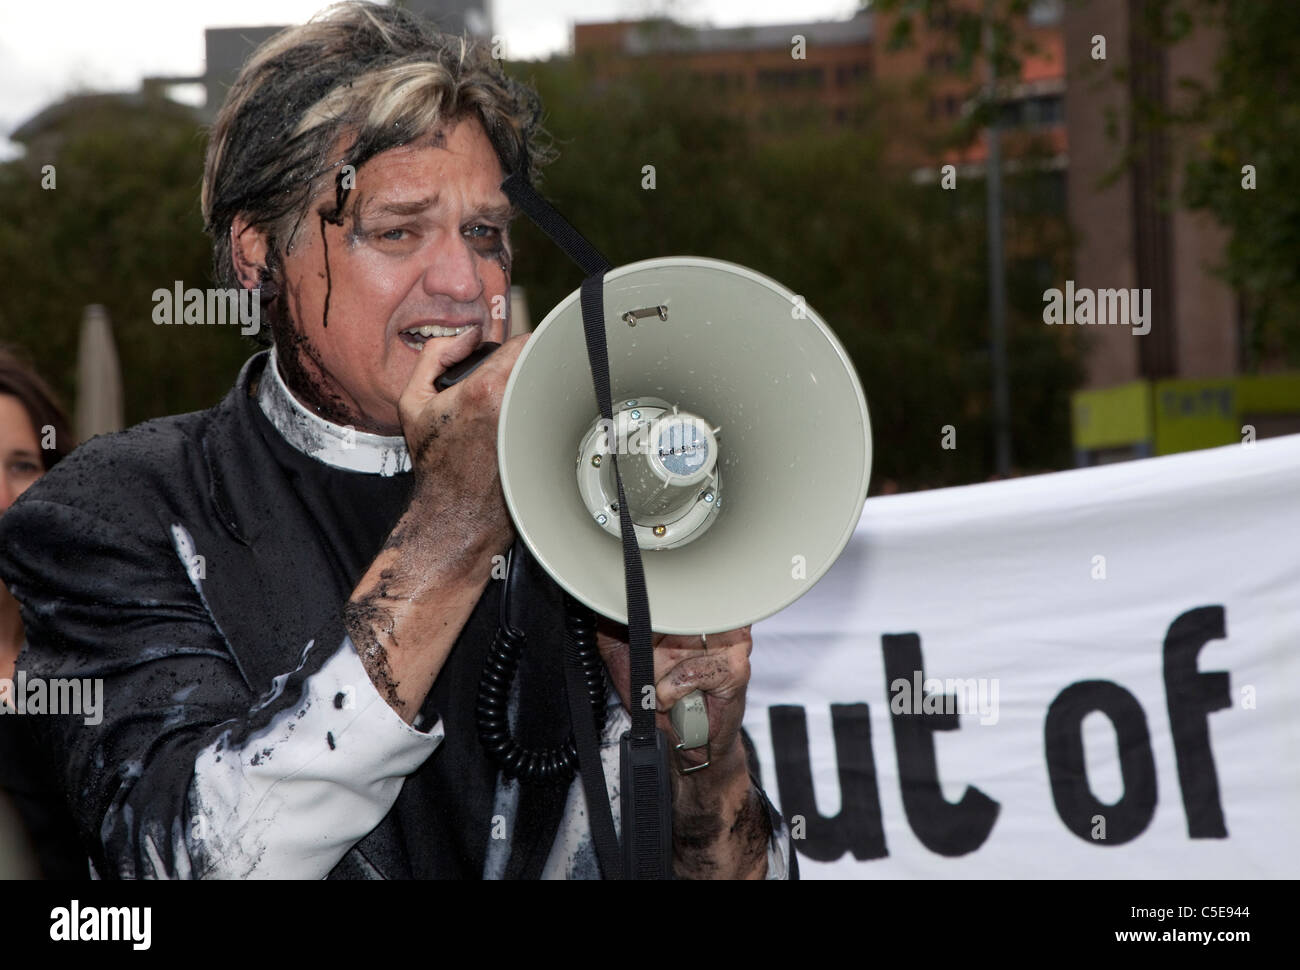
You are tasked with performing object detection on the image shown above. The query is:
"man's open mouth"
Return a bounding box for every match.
[399,323,478,350]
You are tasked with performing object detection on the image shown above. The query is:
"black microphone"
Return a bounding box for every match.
[434,341,501,392]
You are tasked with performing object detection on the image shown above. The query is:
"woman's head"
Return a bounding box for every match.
[0,347,72,513]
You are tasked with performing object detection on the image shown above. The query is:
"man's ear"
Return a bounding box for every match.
[230,216,270,290]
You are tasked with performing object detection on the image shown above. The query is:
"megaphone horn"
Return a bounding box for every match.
[499,256,872,637]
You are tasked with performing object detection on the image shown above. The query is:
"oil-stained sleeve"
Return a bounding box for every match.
[0,497,441,879]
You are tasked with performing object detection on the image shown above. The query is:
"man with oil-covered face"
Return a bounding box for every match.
[251,120,516,434]
[0,2,793,879]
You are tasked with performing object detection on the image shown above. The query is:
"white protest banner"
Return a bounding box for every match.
[744,434,1300,878]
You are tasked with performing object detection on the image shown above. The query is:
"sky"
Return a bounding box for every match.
[0,0,863,158]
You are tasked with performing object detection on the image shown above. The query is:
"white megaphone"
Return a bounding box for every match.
[498,254,871,651]
[464,255,870,876]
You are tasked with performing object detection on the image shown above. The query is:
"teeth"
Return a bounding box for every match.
[405,324,474,339]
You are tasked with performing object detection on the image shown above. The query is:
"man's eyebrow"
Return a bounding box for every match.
[471,202,517,225]
[5,449,41,462]
[358,196,515,224]
[364,195,439,217]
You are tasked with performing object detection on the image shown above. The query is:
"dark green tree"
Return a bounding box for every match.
[871,0,1300,367]
[0,95,249,428]
[1146,0,1300,367]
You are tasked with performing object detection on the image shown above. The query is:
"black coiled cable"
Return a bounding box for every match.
[476,542,608,784]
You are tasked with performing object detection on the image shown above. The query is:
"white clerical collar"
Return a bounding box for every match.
[257,348,411,477]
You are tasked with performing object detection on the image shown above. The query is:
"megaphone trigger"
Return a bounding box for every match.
[671,687,710,758]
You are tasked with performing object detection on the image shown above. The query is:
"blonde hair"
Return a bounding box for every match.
[201,1,556,338]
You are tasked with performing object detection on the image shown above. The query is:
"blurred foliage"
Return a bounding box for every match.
[0,55,1081,492]
[1140,0,1300,368]
[875,0,1040,81]
[0,96,248,427]
[872,0,1300,370]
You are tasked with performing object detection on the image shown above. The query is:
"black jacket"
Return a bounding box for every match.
[0,352,582,878]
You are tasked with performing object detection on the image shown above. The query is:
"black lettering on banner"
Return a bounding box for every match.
[881,634,999,856]
[768,703,887,862]
[1164,605,1231,838]
[1045,680,1157,844]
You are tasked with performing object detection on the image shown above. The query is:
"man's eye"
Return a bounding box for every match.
[380,228,408,241]
[466,225,500,240]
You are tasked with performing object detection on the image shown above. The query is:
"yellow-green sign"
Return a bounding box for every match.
[1072,372,1300,457]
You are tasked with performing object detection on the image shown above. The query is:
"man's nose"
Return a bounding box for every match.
[422,231,485,305]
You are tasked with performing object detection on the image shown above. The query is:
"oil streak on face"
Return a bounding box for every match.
[318,162,356,330]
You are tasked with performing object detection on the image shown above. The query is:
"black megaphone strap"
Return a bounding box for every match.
[502,172,668,880]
